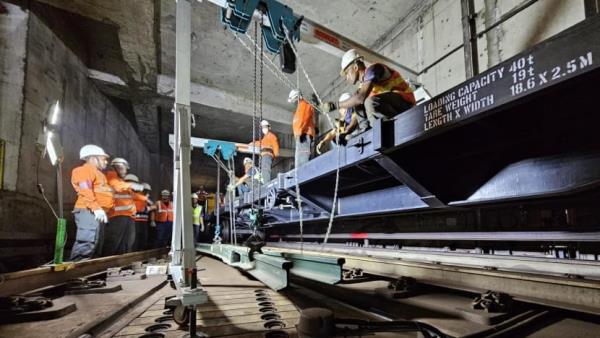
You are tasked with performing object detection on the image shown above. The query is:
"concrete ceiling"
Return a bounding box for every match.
[28,0,421,190]
[160,0,421,112]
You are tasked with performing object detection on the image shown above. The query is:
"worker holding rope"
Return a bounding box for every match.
[321,49,416,127]
[229,157,262,196]
[316,93,361,155]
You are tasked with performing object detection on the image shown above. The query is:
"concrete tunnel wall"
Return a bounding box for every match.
[0,3,158,271]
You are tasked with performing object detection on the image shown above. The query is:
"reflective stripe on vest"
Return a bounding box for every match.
[114,205,135,211]
[368,65,416,105]
[114,193,132,199]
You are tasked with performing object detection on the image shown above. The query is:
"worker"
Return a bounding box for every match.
[229,157,261,196]
[192,193,205,243]
[249,120,279,182]
[321,49,416,127]
[104,158,144,256]
[69,145,112,261]
[127,175,155,251]
[155,190,174,248]
[289,89,316,168]
[316,93,360,155]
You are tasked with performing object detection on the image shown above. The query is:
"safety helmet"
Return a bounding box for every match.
[79,144,108,160]
[243,157,253,165]
[160,189,170,196]
[124,174,139,182]
[339,92,352,102]
[111,157,129,169]
[142,183,152,191]
[260,120,271,127]
[340,49,362,74]
[287,89,300,103]
[191,193,198,199]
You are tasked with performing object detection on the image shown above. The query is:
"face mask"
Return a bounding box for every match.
[262,127,269,135]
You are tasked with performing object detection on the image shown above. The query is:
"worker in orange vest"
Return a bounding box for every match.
[249,119,279,182]
[104,157,144,255]
[288,89,316,168]
[321,49,415,128]
[126,175,155,251]
[69,145,112,261]
[155,189,174,248]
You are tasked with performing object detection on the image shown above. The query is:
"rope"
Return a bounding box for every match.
[282,27,342,249]
[257,21,264,229]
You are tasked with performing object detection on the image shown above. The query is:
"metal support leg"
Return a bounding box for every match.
[171,0,207,313]
[461,0,479,78]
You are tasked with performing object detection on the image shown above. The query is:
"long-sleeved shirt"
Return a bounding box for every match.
[292,99,316,137]
[250,131,280,158]
[71,163,114,212]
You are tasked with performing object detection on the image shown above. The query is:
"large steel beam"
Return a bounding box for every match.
[0,248,168,298]
[197,244,291,290]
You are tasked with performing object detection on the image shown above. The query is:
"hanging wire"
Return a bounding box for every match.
[257,19,264,229]
[231,22,342,249]
[282,27,342,249]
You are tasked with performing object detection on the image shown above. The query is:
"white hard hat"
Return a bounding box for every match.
[124,174,139,182]
[287,89,300,103]
[341,49,362,73]
[243,157,253,165]
[161,189,171,196]
[142,183,152,191]
[111,157,129,169]
[260,120,270,127]
[191,193,199,199]
[79,144,108,160]
[339,92,352,102]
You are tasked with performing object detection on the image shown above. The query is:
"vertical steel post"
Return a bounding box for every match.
[585,0,600,18]
[173,0,195,277]
[461,0,479,78]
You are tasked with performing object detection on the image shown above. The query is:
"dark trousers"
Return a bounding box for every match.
[70,209,104,261]
[156,221,173,248]
[103,216,135,256]
[134,221,148,250]
[364,92,413,124]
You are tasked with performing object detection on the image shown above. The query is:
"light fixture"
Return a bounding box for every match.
[48,100,61,126]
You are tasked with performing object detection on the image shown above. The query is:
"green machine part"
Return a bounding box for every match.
[53,218,67,264]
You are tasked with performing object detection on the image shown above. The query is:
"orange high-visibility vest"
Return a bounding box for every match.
[155,201,174,222]
[133,192,149,222]
[368,64,416,105]
[72,163,114,212]
[106,170,136,219]
[250,131,280,159]
[292,99,316,137]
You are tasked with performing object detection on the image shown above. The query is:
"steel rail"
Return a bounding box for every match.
[196,243,291,290]
[266,246,600,315]
[0,248,168,298]
[272,230,600,242]
[267,242,600,278]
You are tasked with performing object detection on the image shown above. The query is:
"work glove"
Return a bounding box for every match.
[320,101,336,113]
[299,133,307,143]
[316,141,324,155]
[130,182,144,191]
[150,221,156,227]
[227,184,235,192]
[200,225,205,232]
[337,132,348,146]
[93,209,108,223]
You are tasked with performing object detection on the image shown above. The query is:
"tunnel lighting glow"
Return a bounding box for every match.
[46,132,58,166]
[49,101,61,125]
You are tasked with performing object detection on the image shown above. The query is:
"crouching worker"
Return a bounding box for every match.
[229,157,262,196]
[316,92,362,155]
[69,145,112,261]
[321,49,416,127]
